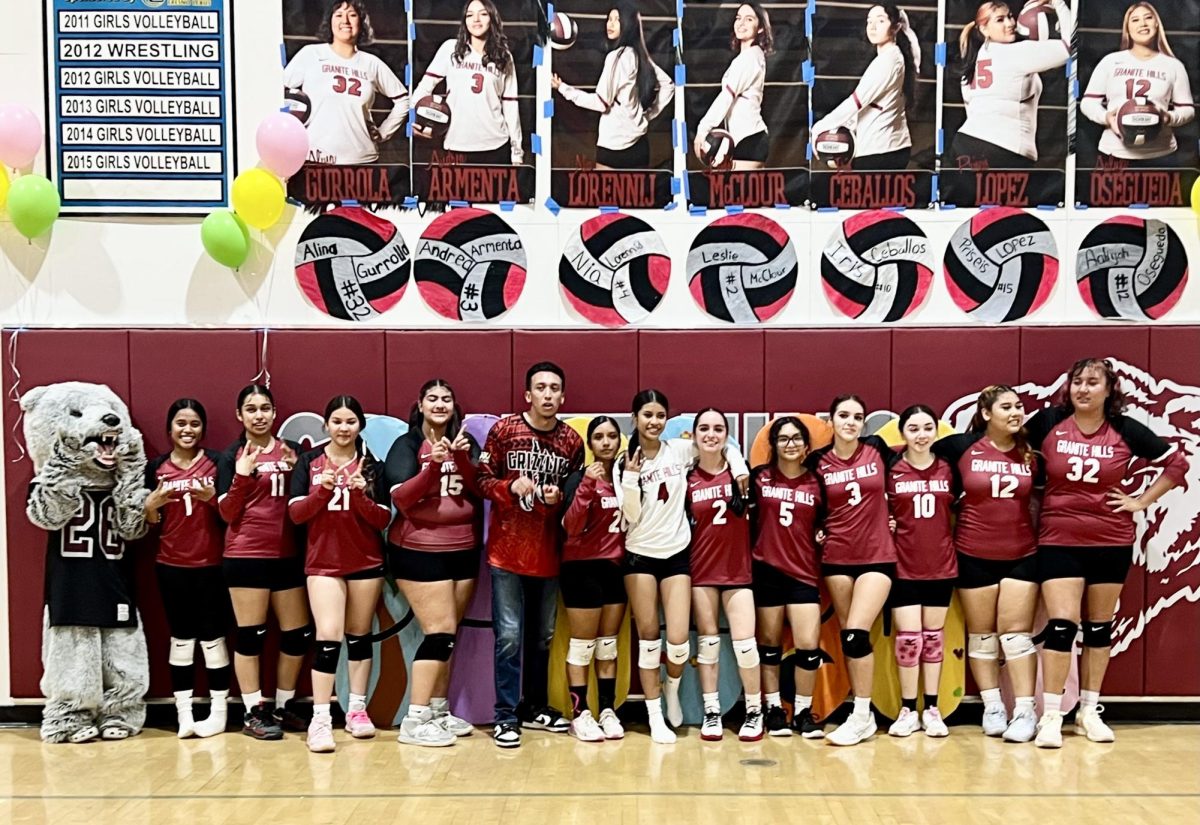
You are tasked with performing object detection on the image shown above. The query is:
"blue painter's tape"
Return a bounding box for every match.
[278,105,290,113]
[404,0,411,12]
[341,199,360,207]
[725,204,744,214]
[1073,78,1080,100]
[533,44,544,66]
[805,143,812,160]
[285,197,302,207]
[682,169,691,200]
[1065,56,1072,78]
[599,205,619,214]
[940,203,957,210]
[805,13,812,39]
[935,43,946,67]
[816,206,839,213]
[449,200,470,208]
[675,64,686,87]
[410,23,416,41]
[1036,204,1057,211]
[547,3,554,18]
[885,206,906,212]
[671,177,681,194]
[403,196,419,208]
[1130,202,1150,209]
[499,200,515,212]
[802,60,814,85]
[688,205,707,217]
[406,122,413,138]
[545,197,561,215]
[673,28,680,47]
[773,203,790,210]
[979,203,997,209]
[1074,203,1088,210]
[931,173,939,202]
[408,108,416,124]
[936,128,944,155]
[279,43,287,67]
[663,200,678,211]
[405,64,411,87]
[677,0,684,19]
[543,100,554,118]
[531,133,542,154]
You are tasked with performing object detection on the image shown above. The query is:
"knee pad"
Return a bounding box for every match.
[637,639,662,670]
[920,629,944,664]
[758,644,783,667]
[1043,619,1079,653]
[199,638,230,670]
[235,624,268,657]
[968,633,998,661]
[732,638,760,669]
[566,637,597,667]
[415,632,456,663]
[313,640,341,675]
[1000,632,1036,660]
[840,628,872,659]
[795,648,822,671]
[665,641,690,666]
[696,635,720,666]
[594,636,619,661]
[894,631,922,668]
[1082,620,1112,648]
[168,637,196,668]
[279,624,314,657]
[345,633,374,661]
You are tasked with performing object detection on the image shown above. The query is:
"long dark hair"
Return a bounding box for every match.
[323,394,380,493]
[874,4,915,114]
[587,415,622,454]
[609,2,661,111]
[454,0,512,74]
[693,407,747,517]
[767,415,810,469]
[408,378,464,442]
[166,398,207,437]
[968,384,1032,465]
[729,2,775,55]
[1058,358,1127,421]
[898,403,937,432]
[958,1,1009,86]
[235,384,274,444]
[627,388,670,459]
[318,0,375,47]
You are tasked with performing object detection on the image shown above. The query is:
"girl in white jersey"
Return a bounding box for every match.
[552,3,675,170]
[951,1,1072,169]
[620,390,749,743]
[282,1,410,165]
[811,4,920,171]
[1081,2,1195,167]
[414,0,523,165]
[693,3,773,170]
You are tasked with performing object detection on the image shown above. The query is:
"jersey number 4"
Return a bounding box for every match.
[62,496,123,560]
[332,76,363,96]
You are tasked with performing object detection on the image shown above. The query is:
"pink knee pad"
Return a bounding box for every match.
[895,631,922,668]
[920,629,944,663]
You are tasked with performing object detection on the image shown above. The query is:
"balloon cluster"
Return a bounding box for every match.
[0,104,60,240]
[201,112,309,269]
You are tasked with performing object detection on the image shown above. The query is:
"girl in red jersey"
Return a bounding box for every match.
[933,385,1040,743]
[886,405,956,739]
[384,379,482,748]
[687,409,762,742]
[805,394,896,747]
[289,395,390,753]
[559,416,627,742]
[1026,359,1185,748]
[751,416,826,739]
[144,399,230,739]
[216,384,310,741]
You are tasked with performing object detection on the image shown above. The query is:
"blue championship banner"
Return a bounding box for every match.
[44,0,236,215]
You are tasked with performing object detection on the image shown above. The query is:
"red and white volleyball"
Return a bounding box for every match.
[559,213,670,327]
[821,210,933,321]
[414,208,526,321]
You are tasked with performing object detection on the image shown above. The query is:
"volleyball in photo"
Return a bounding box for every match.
[813,126,855,169]
[701,129,735,168]
[1016,0,1059,40]
[1075,216,1189,320]
[559,212,670,327]
[414,94,452,137]
[283,88,311,124]
[413,207,527,321]
[944,207,1059,323]
[1116,98,1163,148]
[549,11,578,50]
[294,206,410,322]
[820,210,933,322]
[686,214,797,323]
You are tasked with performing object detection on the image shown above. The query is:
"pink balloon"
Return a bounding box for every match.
[0,105,44,168]
[256,112,309,179]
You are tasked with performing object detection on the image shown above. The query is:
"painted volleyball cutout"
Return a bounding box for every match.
[1075,216,1188,320]
[944,207,1058,322]
[559,213,670,327]
[294,206,410,321]
[820,210,933,321]
[687,214,797,323]
[414,207,526,321]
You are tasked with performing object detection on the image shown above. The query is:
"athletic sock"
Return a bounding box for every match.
[348,693,366,712]
[702,692,721,714]
[407,703,432,723]
[597,678,616,712]
[794,694,813,712]
[276,688,296,708]
[902,697,917,712]
[1015,696,1035,714]
[568,685,587,718]
[853,697,872,721]
[745,693,762,713]
[430,697,449,714]
[313,703,331,718]
[980,687,1003,708]
[923,693,939,710]
[1043,693,1062,716]
[242,690,263,710]
[1080,689,1100,711]
[765,691,782,708]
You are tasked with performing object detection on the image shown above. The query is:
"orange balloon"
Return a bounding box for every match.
[749,413,832,467]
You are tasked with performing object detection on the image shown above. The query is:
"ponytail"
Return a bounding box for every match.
[959,2,1009,87]
[968,384,1033,467]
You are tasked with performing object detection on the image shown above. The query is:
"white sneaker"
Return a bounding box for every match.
[700,711,723,741]
[398,716,456,747]
[1035,712,1063,748]
[1075,705,1115,743]
[826,714,877,746]
[598,708,624,740]
[664,679,684,728]
[1003,707,1037,743]
[738,707,764,742]
[922,707,949,738]
[570,711,605,742]
[888,707,921,737]
[982,703,1008,737]
[434,709,474,737]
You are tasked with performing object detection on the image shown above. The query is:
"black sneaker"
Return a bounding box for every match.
[765,705,792,737]
[492,721,522,748]
[273,699,309,732]
[243,703,283,740]
[523,705,569,733]
[791,707,825,740]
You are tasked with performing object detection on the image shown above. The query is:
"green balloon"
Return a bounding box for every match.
[6,174,61,239]
[200,210,251,268]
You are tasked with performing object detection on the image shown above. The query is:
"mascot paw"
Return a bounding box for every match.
[100,726,132,741]
[69,725,101,744]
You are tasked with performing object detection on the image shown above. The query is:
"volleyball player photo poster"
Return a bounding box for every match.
[939,0,1074,208]
[281,0,412,210]
[808,1,938,209]
[1073,0,1198,208]
[548,1,678,209]
[682,0,810,208]
[409,0,538,205]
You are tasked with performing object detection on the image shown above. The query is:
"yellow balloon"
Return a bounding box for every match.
[232,168,285,230]
[0,165,8,210]
[1192,175,1200,214]
[875,415,959,446]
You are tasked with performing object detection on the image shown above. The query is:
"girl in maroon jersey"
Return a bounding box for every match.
[805,394,896,746]
[886,404,956,739]
[1025,358,1185,748]
[383,379,482,748]
[559,416,627,742]
[687,408,762,741]
[933,385,1040,743]
[216,384,309,741]
[289,395,391,753]
[144,399,230,739]
[751,416,826,739]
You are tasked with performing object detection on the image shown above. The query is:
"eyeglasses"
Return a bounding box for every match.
[775,436,806,446]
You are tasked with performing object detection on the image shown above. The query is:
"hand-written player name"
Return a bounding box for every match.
[829,173,918,209]
[569,249,610,286]
[300,241,338,261]
[692,483,732,503]
[823,463,880,485]
[761,485,815,505]
[861,236,927,265]
[970,459,1032,476]
[996,233,1040,258]
[567,172,658,208]
[1055,440,1115,459]
[893,479,950,494]
[1088,171,1183,207]
[609,239,644,269]
[357,243,409,280]
[700,170,787,208]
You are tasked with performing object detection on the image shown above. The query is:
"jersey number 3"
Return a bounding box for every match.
[62,496,123,560]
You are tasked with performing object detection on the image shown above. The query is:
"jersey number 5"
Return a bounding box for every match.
[62,496,123,560]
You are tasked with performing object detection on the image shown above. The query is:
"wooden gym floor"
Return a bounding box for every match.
[1,722,1197,824]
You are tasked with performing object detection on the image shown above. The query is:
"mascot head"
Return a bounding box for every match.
[20,382,140,480]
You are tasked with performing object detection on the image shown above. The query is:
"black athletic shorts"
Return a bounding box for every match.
[852,146,912,171]
[452,142,511,166]
[222,556,306,592]
[732,129,770,162]
[752,560,820,607]
[156,563,231,640]
[623,549,690,581]
[388,545,481,583]
[822,562,896,581]
[955,552,1039,589]
[1038,545,1134,585]
[560,559,628,609]
[596,136,649,170]
[951,132,1033,170]
[889,577,955,608]
[342,565,386,581]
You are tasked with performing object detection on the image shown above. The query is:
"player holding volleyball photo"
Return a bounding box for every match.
[282,0,410,165]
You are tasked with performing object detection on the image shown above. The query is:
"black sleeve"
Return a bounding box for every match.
[465,432,481,464]
[383,430,422,490]
[862,435,896,471]
[1023,406,1067,449]
[560,469,585,512]
[804,445,831,473]
[145,453,169,490]
[290,449,318,499]
[215,441,240,496]
[931,432,980,465]
[1114,416,1175,462]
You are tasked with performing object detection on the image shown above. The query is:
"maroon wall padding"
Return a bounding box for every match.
[765,329,893,414]
[639,330,765,413]
[385,331,512,419]
[892,328,1021,415]
[1020,327,1151,390]
[266,330,388,436]
[512,330,639,413]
